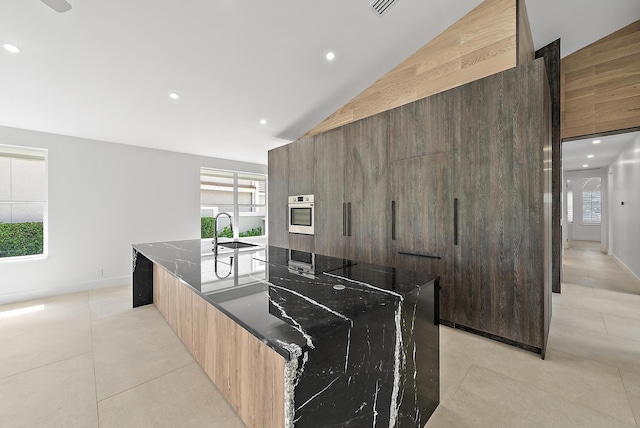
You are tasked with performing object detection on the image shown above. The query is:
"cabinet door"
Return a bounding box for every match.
[268,146,289,248]
[314,128,348,258]
[287,136,316,252]
[288,136,316,196]
[391,154,453,321]
[344,113,390,265]
[452,63,547,349]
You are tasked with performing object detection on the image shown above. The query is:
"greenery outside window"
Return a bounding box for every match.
[200,168,266,239]
[0,145,47,259]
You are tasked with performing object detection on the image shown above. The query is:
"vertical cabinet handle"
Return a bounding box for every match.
[391,200,396,241]
[347,202,352,237]
[343,203,347,236]
[454,198,459,246]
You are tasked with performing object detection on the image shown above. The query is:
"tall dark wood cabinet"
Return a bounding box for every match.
[288,137,316,253]
[388,92,458,322]
[314,128,347,258]
[343,114,390,265]
[450,60,551,354]
[267,145,289,249]
[268,59,551,356]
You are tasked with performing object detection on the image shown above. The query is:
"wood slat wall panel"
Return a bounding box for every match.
[153,264,286,428]
[304,0,518,137]
[561,20,640,139]
[517,0,534,64]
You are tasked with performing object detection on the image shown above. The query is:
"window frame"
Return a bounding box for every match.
[0,144,48,261]
[200,167,266,240]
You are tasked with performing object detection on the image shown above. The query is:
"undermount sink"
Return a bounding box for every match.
[217,241,259,249]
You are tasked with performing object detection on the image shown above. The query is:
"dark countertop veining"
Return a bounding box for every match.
[132,238,440,427]
[132,239,437,361]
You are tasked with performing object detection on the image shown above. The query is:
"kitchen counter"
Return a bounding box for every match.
[132,239,439,427]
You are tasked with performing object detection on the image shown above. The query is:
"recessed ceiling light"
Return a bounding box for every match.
[260,119,267,125]
[326,52,335,61]
[169,92,180,100]
[583,164,589,168]
[587,154,594,158]
[592,140,601,144]
[2,43,21,54]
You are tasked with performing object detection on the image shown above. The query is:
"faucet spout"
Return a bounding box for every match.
[213,212,233,256]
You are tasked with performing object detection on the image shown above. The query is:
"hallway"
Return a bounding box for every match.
[428,240,640,427]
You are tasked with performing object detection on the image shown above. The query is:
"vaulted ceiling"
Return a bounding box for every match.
[1,0,639,164]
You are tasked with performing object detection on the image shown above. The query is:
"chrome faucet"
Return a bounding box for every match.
[213,212,233,256]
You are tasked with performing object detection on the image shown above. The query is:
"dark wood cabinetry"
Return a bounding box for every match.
[451,61,550,352]
[268,60,551,356]
[390,154,454,321]
[314,128,347,258]
[267,145,289,249]
[343,114,390,265]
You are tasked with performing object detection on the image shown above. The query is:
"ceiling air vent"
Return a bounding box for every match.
[369,0,398,17]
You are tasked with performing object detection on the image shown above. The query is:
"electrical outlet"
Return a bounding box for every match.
[95,268,103,277]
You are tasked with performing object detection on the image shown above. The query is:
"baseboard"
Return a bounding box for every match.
[0,275,131,305]
[439,319,542,355]
[612,255,640,281]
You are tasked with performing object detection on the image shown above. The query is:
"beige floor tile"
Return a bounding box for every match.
[551,302,608,333]
[602,313,640,342]
[588,269,637,283]
[439,365,635,428]
[98,363,245,428]
[0,302,14,326]
[0,311,92,379]
[562,267,590,279]
[441,327,635,423]
[558,282,595,296]
[621,369,640,426]
[92,305,194,400]
[578,276,640,294]
[548,322,640,373]
[6,291,90,325]
[0,353,98,428]
[89,284,132,321]
[439,348,472,402]
[593,287,640,302]
[552,290,640,323]
[424,406,460,428]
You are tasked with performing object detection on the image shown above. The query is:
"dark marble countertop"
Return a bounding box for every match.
[132,239,438,361]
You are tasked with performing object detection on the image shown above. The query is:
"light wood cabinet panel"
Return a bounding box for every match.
[153,263,286,428]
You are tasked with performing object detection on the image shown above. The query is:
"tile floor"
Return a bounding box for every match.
[0,240,638,427]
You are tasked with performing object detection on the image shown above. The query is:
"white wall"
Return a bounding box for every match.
[608,134,640,279]
[0,126,267,304]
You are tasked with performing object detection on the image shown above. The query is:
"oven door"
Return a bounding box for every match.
[288,203,314,235]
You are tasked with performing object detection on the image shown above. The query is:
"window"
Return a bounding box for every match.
[0,145,47,259]
[566,180,573,223]
[582,177,601,225]
[200,168,266,239]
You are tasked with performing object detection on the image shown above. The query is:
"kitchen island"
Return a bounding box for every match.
[132,239,439,427]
